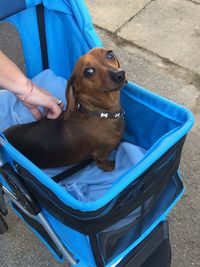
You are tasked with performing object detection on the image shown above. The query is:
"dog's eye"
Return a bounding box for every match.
[84,68,95,77]
[107,50,114,59]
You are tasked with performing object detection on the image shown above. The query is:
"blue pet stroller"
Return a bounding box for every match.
[0,1,194,266]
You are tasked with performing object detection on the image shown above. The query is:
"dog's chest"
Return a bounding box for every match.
[86,117,124,144]
[63,115,125,155]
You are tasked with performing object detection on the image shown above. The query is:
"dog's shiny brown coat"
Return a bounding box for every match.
[4,48,126,171]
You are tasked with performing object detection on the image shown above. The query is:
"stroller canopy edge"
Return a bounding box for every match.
[1,0,102,78]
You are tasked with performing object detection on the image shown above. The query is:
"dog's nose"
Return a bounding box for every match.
[109,70,126,84]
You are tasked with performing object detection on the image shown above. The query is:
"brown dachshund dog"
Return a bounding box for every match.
[4,48,126,171]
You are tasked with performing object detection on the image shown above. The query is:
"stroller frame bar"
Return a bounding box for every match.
[1,185,78,266]
[0,136,6,147]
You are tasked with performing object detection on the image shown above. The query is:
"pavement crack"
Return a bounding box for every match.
[185,0,200,5]
[95,25,200,87]
[114,0,156,35]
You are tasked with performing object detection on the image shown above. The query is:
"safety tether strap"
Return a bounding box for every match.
[52,159,93,183]
[36,4,49,69]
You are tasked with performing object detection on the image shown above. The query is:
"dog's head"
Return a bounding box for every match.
[64,48,126,119]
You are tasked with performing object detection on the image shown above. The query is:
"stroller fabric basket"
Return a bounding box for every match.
[0,1,194,267]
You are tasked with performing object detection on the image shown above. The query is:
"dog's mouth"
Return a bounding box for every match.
[101,80,128,93]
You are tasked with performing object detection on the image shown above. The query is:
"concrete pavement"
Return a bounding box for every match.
[0,0,200,266]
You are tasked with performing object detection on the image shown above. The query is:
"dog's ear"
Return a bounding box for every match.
[64,75,77,120]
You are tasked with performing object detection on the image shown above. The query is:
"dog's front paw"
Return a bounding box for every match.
[96,160,115,171]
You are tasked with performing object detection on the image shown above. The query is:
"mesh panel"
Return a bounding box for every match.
[141,239,171,267]
[96,173,181,264]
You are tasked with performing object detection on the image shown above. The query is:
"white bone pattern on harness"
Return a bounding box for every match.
[100,112,121,118]
[78,104,125,119]
[100,113,109,118]
[114,113,121,118]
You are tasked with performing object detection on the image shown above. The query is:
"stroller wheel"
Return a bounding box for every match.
[0,214,8,234]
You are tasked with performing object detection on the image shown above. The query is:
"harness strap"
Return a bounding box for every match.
[52,159,93,183]
[36,4,49,70]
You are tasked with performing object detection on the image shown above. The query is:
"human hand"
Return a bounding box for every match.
[16,80,64,120]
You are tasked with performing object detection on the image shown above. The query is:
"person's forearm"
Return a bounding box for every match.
[0,51,63,120]
[0,51,31,95]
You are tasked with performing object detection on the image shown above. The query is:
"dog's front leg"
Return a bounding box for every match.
[93,151,115,171]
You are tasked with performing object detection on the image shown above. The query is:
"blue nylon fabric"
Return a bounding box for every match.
[25,0,41,8]
[4,0,102,78]
[39,172,182,267]
[44,9,90,78]
[0,80,193,211]
[0,77,194,212]
[0,0,26,20]
[42,209,96,266]
[107,187,185,267]
[43,0,102,78]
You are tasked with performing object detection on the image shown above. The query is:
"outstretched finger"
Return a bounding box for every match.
[30,106,43,120]
[46,103,62,119]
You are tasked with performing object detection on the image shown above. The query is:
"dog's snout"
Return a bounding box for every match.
[109,70,125,84]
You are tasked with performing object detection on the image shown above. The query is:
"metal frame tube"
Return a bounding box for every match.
[0,137,78,266]
[37,213,77,266]
[0,136,6,146]
[2,186,78,266]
